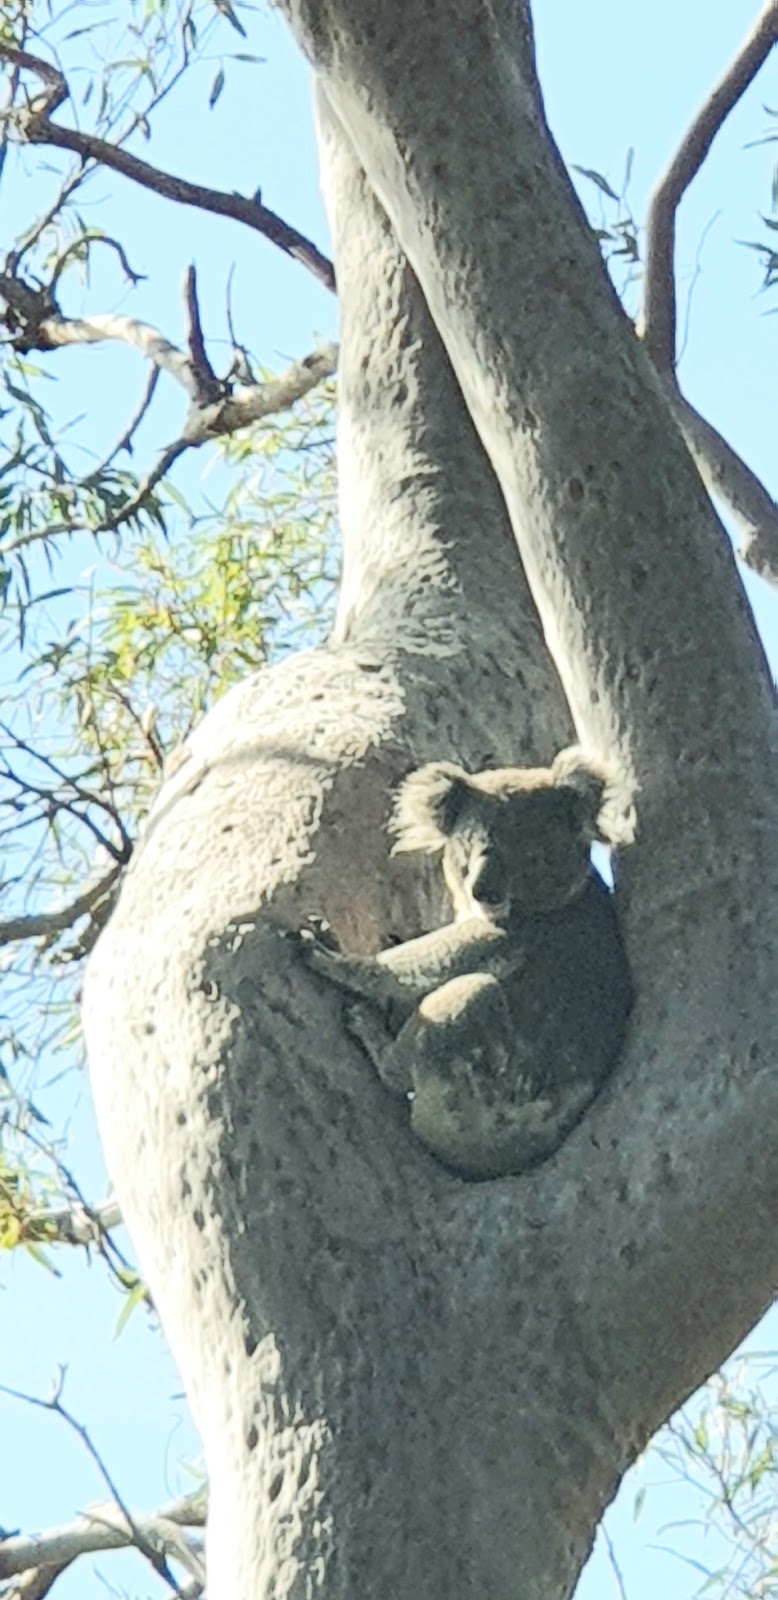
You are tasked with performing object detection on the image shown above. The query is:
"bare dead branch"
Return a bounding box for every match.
[4,1559,69,1599]
[204,343,338,432]
[183,263,221,403]
[0,1493,206,1594]
[0,45,336,294]
[90,343,338,530]
[642,0,778,370]
[0,862,123,947]
[49,232,146,292]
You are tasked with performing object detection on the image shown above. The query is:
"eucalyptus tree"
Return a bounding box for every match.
[4,2,777,1598]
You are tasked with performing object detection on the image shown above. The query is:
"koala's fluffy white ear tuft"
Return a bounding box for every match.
[391,762,472,855]
[551,746,637,846]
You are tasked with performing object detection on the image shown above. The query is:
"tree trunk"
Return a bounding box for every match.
[84,4,778,1598]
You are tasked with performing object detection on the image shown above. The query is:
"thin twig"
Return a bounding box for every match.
[677,209,721,365]
[0,720,133,856]
[8,164,89,271]
[49,232,146,292]
[602,1526,629,1600]
[96,438,190,532]
[12,1132,139,1284]
[84,365,160,477]
[0,1379,189,1595]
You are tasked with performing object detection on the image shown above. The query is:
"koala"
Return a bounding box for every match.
[306,747,634,1180]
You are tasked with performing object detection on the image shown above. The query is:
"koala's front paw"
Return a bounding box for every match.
[348,1003,413,1099]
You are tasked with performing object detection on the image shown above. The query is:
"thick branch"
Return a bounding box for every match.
[0,1495,206,1588]
[0,46,335,294]
[84,83,576,1600]
[642,0,778,372]
[0,292,200,395]
[0,280,337,426]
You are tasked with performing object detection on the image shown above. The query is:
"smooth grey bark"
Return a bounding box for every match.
[84,7,778,1600]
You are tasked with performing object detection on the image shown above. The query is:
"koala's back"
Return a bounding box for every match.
[503,870,632,1100]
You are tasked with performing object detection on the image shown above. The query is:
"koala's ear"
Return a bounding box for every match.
[391,762,473,854]
[551,746,636,846]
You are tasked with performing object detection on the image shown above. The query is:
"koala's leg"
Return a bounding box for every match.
[399,974,521,1178]
[346,976,511,1106]
[406,973,511,1093]
[401,974,577,1180]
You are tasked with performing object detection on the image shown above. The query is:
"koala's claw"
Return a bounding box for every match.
[305,940,347,974]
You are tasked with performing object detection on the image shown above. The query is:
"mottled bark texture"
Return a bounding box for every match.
[84,8,777,1600]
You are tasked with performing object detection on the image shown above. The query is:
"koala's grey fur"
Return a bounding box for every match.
[306,747,634,1180]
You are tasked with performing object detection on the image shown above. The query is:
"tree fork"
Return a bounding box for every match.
[84,5,778,1598]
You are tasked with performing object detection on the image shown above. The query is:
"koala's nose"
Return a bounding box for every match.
[469,854,506,907]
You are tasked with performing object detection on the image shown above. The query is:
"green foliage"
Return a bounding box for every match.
[0,8,776,1597]
[0,380,336,1047]
[572,152,641,311]
[0,0,339,1277]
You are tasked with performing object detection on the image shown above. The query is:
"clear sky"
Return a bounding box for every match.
[1,3,776,1598]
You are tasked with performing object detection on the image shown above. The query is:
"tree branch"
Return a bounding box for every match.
[0,287,203,396]
[0,263,338,539]
[0,45,336,294]
[21,1196,122,1245]
[0,863,123,947]
[0,1493,206,1594]
[642,0,778,371]
[183,264,220,403]
[639,1,778,585]
[665,384,778,588]
[0,1380,197,1596]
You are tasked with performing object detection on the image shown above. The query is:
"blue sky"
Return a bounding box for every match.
[1,3,776,1598]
